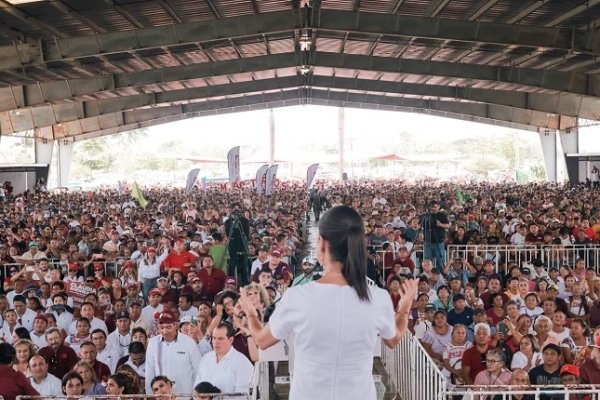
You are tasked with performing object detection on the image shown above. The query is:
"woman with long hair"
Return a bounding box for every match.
[138,246,166,299]
[104,373,131,397]
[13,339,36,377]
[61,371,85,400]
[239,206,419,400]
[74,361,106,396]
[510,334,542,372]
[422,311,453,368]
[151,376,175,400]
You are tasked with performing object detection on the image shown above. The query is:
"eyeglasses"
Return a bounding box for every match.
[485,359,501,364]
[9,270,17,273]
[86,280,95,283]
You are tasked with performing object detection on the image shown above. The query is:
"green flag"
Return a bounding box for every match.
[456,186,464,206]
[131,181,148,209]
[516,170,530,185]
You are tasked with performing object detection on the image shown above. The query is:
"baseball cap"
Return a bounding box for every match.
[157,276,168,282]
[302,256,316,265]
[398,246,408,252]
[190,277,201,284]
[93,263,104,271]
[123,261,134,269]
[34,313,49,322]
[157,310,177,324]
[174,237,183,244]
[483,259,493,265]
[68,263,79,271]
[547,284,559,292]
[147,246,156,252]
[25,285,38,293]
[115,311,130,320]
[425,304,437,312]
[399,267,412,276]
[149,288,162,296]
[226,276,237,287]
[125,283,137,290]
[29,241,38,248]
[129,300,143,308]
[531,258,544,267]
[258,245,269,252]
[521,267,531,275]
[189,241,200,249]
[270,248,282,257]
[559,364,580,377]
[179,315,199,327]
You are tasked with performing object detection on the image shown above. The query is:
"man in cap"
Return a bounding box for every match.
[292,257,319,286]
[225,276,239,292]
[30,313,50,349]
[129,300,152,333]
[162,237,196,276]
[145,310,201,395]
[124,282,146,308]
[181,276,209,306]
[16,241,47,265]
[155,276,178,307]
[142,288,164,324]
[447,294,473,327]
[106,311,132,358]
[251,248,292,285]
[392,246,416,274]
[413,303,436,340]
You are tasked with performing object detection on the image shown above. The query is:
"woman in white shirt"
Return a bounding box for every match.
[137,246,168,299]
[239,206,419,400]
[510,334,542,372]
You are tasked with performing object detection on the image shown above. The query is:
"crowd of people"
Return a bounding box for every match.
[0,179,599,399]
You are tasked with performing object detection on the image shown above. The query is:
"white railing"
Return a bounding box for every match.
[381,333,447,400]
[18,395,252,399]
[446,244,600,272]
[444,385,600,400]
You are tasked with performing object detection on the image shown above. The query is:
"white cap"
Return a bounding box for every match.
[302,256,316,265]
[189,241,201,249]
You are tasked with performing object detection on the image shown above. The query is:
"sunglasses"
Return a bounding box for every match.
[9,269,17,273]
[86,280,95,283]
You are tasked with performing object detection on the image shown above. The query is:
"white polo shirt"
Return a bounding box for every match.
[194,347,254,399]
[30,373,63,396]
[145,333,201,395]
[106,331,131,358]
[97,345,121,373]
[67,316,108,336]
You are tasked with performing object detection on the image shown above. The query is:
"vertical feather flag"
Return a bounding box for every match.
[131,181,147,209]
[456,186,464,206]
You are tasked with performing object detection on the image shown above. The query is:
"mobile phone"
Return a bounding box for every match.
[499,322,507,335]
[26,266,35,272]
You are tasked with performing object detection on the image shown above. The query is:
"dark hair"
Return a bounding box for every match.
[14,326,31,341]
[129,341,145,354]
[76,317,91,327]
[194,381,221,394]
[61,371,83,394]
[90,329,106,338]
[318,206,370,301]
[212,232,223,242]
[215,322,235,337]
[0,342,15,364]
[131,327,147,339]
[151,375,175,388]
[12,294,26,304]
[179,293,193,304]
[108,373,130,394]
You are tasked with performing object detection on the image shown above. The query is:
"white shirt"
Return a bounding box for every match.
[142,304,164,322]
[130,316,152,333]
[106,331,131,358]
[124,359,145,378]
[198,337,213,357]
[510,351,543,371]
[68,317,108,336]
[30,332,49,350]
[7,290,24,308]
[97,345,121,373]
[52,311,73,332]
[63,275,84,283]
[137,253,168,280]
[145,333,201,395]
[549,327,571,343]
[268,283,397,400]
[30,373,63,396]
[194,347,254,399]
[251,257,269,276]
[179,307,199,318]
[18,308,37,331]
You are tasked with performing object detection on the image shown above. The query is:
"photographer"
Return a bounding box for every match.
[224,203,250,286]
[420,201,449,270]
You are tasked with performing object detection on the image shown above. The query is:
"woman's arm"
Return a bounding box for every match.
[383,279,419,349]
[239,288,279,350]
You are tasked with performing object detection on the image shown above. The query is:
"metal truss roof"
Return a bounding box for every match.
[1,0,600,141]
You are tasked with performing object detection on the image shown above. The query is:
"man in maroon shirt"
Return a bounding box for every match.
[0,343,39,400]
[197,255,227,302]
[579,337,600,384]
[251,248,292,284]
[181,277,210,306]
[461,323,495,385]
[156,276,178,307]
[38,327,79,379]
[392,246,416,274]
[479,278,509,310]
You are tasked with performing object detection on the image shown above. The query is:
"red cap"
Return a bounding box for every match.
[125,283,137,290]
[111,230,119,235]
[398,246,408,252]
[226,276,237,286]
[270,248,282,257]
[34,313,49,322]
[93,263,104,271]
[174,237,183,244]
[68,263,79,271]
[559,364,580,377]
[147,246,156,252]
[483,260,493,265]
[190,277,202,284]
[157,310,177,324]
[123,261,134,268]
[148,288,162,297]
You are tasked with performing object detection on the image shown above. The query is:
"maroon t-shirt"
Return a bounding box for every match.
[461,345,495,383]
[251,261,291,283]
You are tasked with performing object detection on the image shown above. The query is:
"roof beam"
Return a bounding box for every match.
[204,0,221,19]
[544,0,600,27]
[506,0,550,24]
[100,0,145,29]
[4,73,599,133]
[155,0,183,24]
[0,0,70,38]
[468,0,498,20]
[1,10,600,73]
[45,88,563,141]
[430,0,451,17]
[2,51,599,111]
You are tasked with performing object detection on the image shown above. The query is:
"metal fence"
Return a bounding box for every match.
[18,395,252,400]
[446,244,600,271]
[444,385,600,400]
[380,332,447,400]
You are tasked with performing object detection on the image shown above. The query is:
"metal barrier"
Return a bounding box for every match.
[380,332,447,400]
[18,394,252,399]
[444,385,600,400]
[446,244,600,271]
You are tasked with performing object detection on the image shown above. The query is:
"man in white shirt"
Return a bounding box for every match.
[251,245,270,277]
[92,328,121,373]
[194,323,254,399]
[67,302,108,335]
[50,293,73,333]
[13,295,37,331]
[123,341,146,379]
[106,311,132,358]
[16,241,47,265]
[30,313,50,349]
[179,293,199,318]
[145,310,201,395]
[129,301,153,332]
[29,355,63,395]
[141,288,164,333]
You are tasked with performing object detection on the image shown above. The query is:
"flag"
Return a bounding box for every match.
[227,146,241,188]
[516,170,530,184]
[255,164,269,195]
[456,186,464,206]
[131,181,147,209]
[265,165,278,196]
[306,163,319,190]
[185,168,201,195]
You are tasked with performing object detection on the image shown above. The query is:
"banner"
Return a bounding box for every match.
[185,168,201,195]
[455,186,464,206]
[265,165,278,196]
[255,164,269,195]
[131,181,148,209]
[227,146,241,188]
[516,170,530,184]
[66,282,96,309]
[306,163,319,190]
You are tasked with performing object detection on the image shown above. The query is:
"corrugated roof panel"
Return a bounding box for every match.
[211,0,255,18]
[257,0,292,13]
[439,0,486,19]
[164,0,215,22]
[253,70,276,79]
[320,0,356,11]
[238,42,268,57]
[519,0,578,26]
[374,42,402,57]
[359,0,395,13]
[208,45,239,61]
[344,40,372,55]
[316,38,342,53]
[568,4,600,28]
[268,38,295,54]
[118,1,177,28]
[396,0,430,16]
[476,0,525,23]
